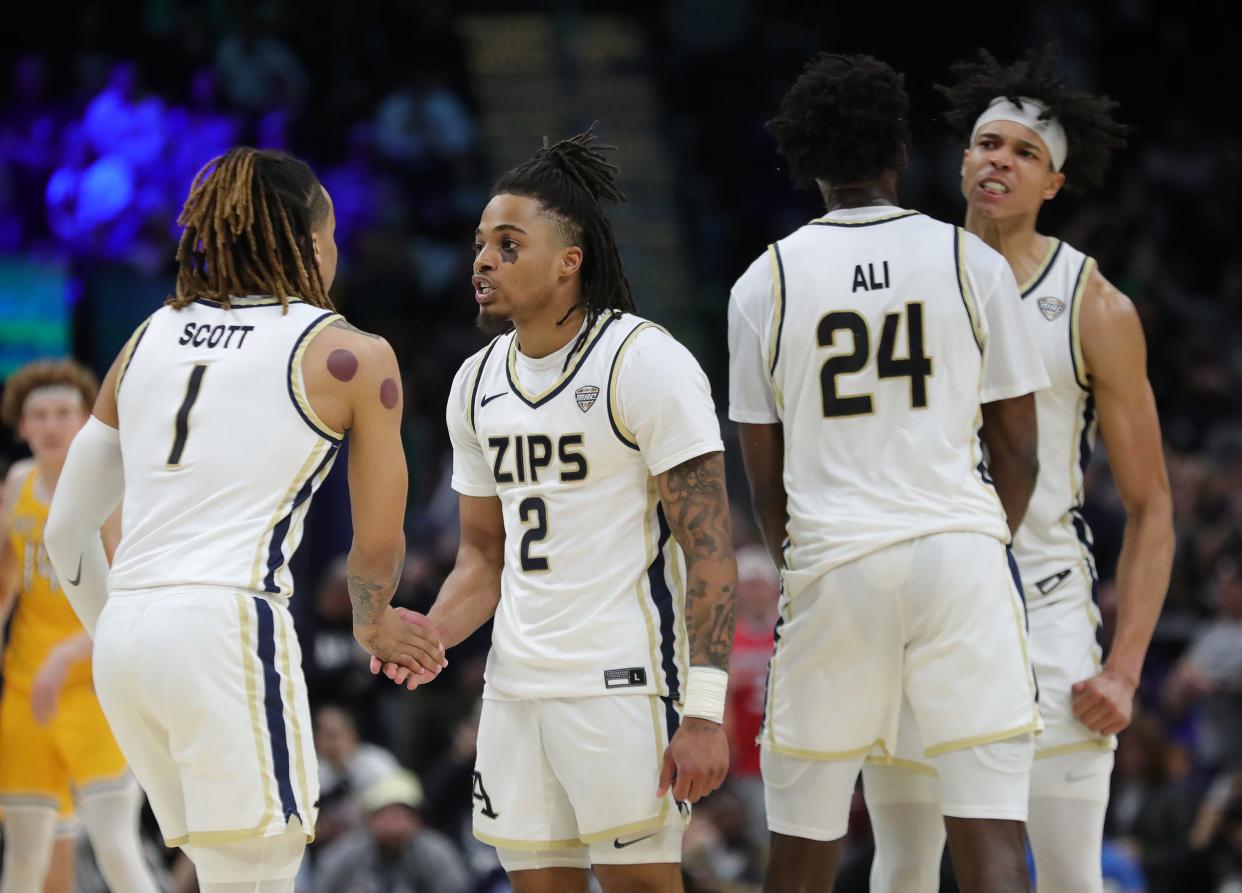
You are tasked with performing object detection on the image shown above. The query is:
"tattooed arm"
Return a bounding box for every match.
[336,333,445,677]
[655,450,737,803]
[657,451,738,672]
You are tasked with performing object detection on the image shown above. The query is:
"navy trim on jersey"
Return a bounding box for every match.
[649,504,681,702]
[116,316,153,397]
[1067,258,1093,392]
[769,244,787,376]
[253,597,301,823]
[1005,548,1038,703]
[263,444,339,593]
[193,297,304,309]
[954,228,985,356]
[660,694,681,748]
[505,312,620,409]
[974,426,994,487]
[1020,241,1064,298]
[468,337,504,433]
[606,321,654,450]
[809,210,920,227]
[286,312,344,445]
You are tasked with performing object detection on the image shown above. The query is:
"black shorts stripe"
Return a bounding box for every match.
[253,597,300,824]
[648,503,680,702]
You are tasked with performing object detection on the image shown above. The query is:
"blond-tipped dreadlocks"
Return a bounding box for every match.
[168,147,334,311]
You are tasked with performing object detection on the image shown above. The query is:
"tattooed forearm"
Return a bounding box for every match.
[330,318,381,339]
[346,564,401,628]
[657,452,737,671]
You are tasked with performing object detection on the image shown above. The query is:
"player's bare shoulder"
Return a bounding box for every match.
[1080,266,1147,380]
[301,316,402,432]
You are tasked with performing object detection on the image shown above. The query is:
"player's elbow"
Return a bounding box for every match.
[349,531,406,577]
[43,501,82,576]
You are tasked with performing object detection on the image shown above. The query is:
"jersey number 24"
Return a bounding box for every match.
[818,303,931,418]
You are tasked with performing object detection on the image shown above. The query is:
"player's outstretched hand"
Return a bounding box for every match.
[657,717,730,804]
[367,607,447,691]
[1072,668,1135,736]
[355,606,446,685]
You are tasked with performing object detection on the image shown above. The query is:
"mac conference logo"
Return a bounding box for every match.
[575,385,600,413]
[1038,297,1066,321]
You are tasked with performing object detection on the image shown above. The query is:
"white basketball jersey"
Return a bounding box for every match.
[1008,241,1100,603]
[109,296,343,599]
[728,208,1048,586]
[447,312,723,701]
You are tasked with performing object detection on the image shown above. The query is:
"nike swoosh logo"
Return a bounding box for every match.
[613,833,657,849]
[480,392,507,407]
[66,555,83,587]
[1065,771,1098,783]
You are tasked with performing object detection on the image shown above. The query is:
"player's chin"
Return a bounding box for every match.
[475,305,512,337]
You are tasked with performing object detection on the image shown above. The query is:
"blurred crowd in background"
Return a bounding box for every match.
[1,1,1239,890]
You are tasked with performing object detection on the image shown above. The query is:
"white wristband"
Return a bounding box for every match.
[682,666,728,724]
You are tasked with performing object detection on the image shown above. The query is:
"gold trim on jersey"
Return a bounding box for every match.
[1034,739,1114,760]
[1068,256,1096,391]
[1019,238,1063,297]
[115,315,153,400]
[810,209,920,227]
[954,228,985,355]
[767,244,786,377]
[763,595,794,749]
[865,754,938,778]
[607,321,662,448]
[635,481,664,697]
[467,336,504,433]
[236,594,277,834]
[249,440,330,592]
[289,312,345,441]
[164,821,312,848]
[193,296,305,309]
[471,830,585,851]
[278,612,313,823]
[923,720,1042,758]
[505,312,615,407]
[765,738,884,762]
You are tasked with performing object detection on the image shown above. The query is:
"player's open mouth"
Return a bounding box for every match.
[473,276,496,301]
[979,178,1010,195]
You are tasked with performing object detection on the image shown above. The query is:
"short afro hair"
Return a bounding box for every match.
[766,53,910,189]
[937,47,1128,191]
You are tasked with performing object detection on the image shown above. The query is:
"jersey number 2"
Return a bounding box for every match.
[818,303,931,418]
[519,497,549,572]
[167,365,208,466]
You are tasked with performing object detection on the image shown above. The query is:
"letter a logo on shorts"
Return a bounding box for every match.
[472,770,499,819]
[575,385,600,413]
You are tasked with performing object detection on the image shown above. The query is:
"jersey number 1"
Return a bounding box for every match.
[167,365,208,467]
[819,303,931,418]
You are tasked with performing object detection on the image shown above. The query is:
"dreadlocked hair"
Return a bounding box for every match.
[766,53,910,188]
[491,127,634,359]
[169,147,334,311]
[937,47,1128,191]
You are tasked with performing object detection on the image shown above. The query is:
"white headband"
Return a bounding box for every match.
[971,96,1068,172]
[22,384,85,414]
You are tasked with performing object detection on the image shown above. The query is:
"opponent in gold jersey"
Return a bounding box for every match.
[0,360,158,893]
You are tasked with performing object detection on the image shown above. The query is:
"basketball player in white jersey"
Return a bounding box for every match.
[376,130,737,893]
[42,147,446,892]
[863,50,1174,893]
[729,54,1050,893]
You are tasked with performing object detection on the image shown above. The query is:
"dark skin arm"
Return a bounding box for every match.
[737,423,787,569]
[980,393,1039,534]
[655,451,737,803]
